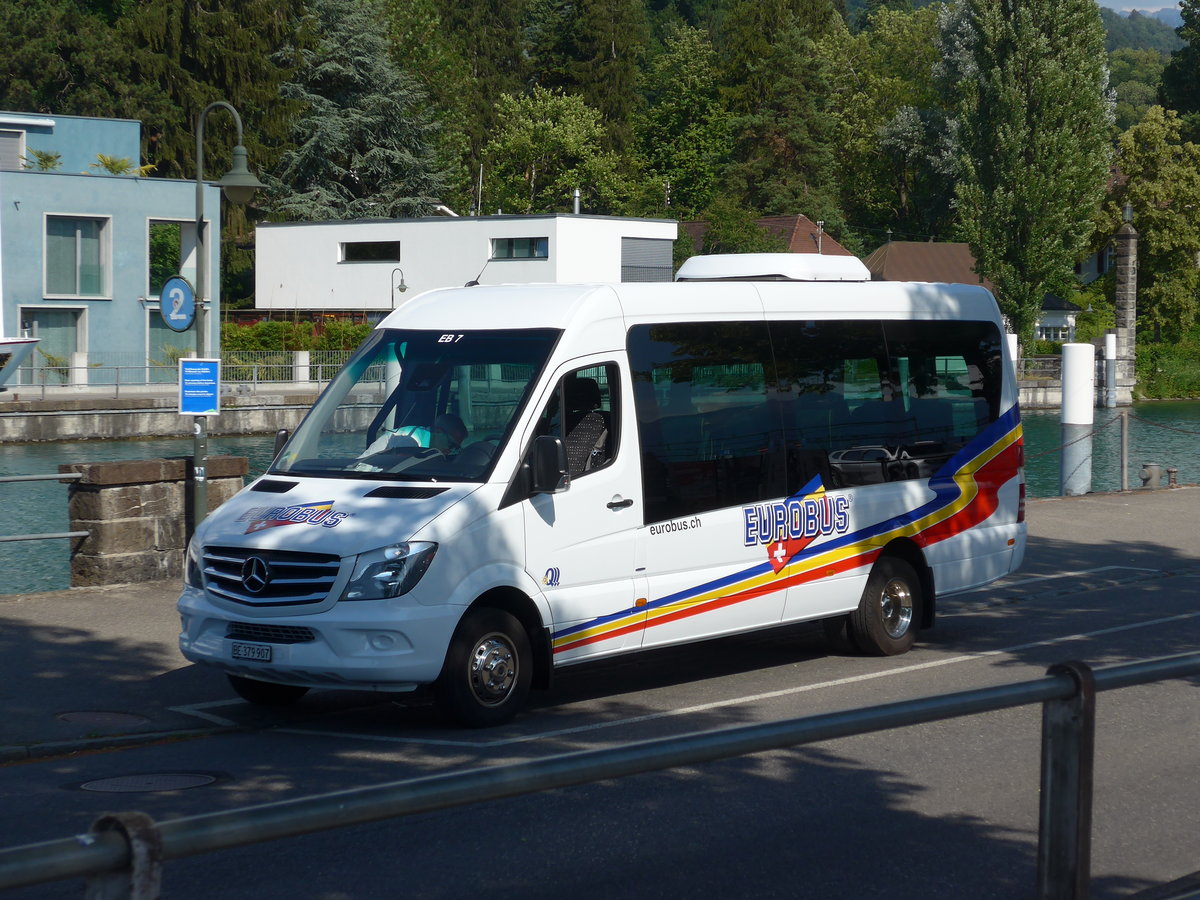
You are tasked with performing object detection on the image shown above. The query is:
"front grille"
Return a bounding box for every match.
[203,545,341,606]
[227,622,316,644]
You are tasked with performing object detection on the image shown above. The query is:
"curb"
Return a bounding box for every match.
[0,725,234,764]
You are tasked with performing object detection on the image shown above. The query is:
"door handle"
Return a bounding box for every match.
[606,497,634,510]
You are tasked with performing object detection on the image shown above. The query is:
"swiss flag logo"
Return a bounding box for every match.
[767,535,815,573]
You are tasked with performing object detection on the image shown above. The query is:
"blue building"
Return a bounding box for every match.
[0,110,220,386]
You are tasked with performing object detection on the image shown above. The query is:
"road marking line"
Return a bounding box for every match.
[167,700,242,726]
[957,566,1160,594]
[269,609,1200,749]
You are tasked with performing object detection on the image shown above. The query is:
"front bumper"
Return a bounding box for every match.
[177,584,462,690]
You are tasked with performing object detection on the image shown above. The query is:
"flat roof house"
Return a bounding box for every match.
[254,215,678,318]
[0,111,220,386]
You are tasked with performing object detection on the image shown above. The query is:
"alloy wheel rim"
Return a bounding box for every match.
[881,578,914,639]
[468,633,517,706]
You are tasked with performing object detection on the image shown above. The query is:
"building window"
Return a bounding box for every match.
[0,129,24,171]
[1036,326,1071,342]
[340,241,401,262]
[491,237,548,260]
[149,221,181,296]
[46,216,109,297]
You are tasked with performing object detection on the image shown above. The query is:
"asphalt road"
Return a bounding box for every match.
[0,489,1198,899]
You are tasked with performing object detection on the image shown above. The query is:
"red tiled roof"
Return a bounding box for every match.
[683,215,853,257]
[861,241,994,290]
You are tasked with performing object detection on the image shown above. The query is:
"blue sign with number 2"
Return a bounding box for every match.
[161,275,197,333]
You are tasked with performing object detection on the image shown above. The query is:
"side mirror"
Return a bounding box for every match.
[531,435,570,494]
[272,428,290,463]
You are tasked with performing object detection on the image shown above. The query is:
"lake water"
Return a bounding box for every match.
[3,401,1199,594]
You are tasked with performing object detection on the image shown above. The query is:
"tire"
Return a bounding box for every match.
[848,556,921,656]
[228,674,309,707]
[435,608,531,728]
[821,614,859,654]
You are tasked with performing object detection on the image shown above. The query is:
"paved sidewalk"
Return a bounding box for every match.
[1,487,1197,761]
[0,579,221,761]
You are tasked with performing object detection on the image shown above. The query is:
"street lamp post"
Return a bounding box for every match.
[390,267,407,310]
[191,101,265,537]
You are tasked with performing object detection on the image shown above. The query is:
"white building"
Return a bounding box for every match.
[255,214,678,317]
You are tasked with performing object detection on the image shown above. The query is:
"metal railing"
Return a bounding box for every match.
[2,354,1100,399]
[6,351,355,401]
[1019,356,1064,380]
[0,472,87,543]
[0,651,1197,899]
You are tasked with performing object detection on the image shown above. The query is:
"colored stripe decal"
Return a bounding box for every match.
[552,411,1023,654]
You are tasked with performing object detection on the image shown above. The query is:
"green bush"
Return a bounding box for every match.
[1029,340,1064,356]
[1136,341,1200,398]
[220,321,317,351]
[315,320,372,350]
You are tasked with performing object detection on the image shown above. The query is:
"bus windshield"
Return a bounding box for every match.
[271,328,560,482]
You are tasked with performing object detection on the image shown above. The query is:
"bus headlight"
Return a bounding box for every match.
[185,537,203,588]
[341,542,437,601]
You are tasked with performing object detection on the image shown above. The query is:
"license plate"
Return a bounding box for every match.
[231,641,272,662]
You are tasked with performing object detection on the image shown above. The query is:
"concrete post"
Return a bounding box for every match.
[1113,221,1138,405]
[1061,344,1095,496]
[70,351,89,388]
[61,456,247,586]
[1007,333,1020,379]
[1103,332,1117,409]
[292,350,312,387]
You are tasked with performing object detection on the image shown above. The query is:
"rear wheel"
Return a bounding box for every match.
[435,608,531,728]
[848,557,921,656]
[821,614,859,653]
[228,674,309,706]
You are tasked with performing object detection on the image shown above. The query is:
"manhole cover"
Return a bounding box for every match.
[80,774,217,793]
[58,711,150,728]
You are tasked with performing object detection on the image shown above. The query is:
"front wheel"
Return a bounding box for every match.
[848,557,922,656]
[435,608,532,727]
[228,674,309,707]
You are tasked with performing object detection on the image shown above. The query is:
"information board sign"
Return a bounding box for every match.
[179,358,221,416]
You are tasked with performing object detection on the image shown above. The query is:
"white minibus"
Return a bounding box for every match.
[178,254,1026,726]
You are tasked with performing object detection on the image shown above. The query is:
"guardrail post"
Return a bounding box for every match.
[1037,661,1096,900]
[84,812,163,900]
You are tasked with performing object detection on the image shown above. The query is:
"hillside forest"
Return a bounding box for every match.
[4,0,1200,393]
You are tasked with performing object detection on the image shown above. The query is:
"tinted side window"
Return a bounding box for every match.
[770,320,1003,487]
[628,322,784,524]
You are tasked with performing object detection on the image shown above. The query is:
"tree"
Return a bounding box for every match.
[818,5,949,244]
[1107,107,1200,341]
[526,0,650,151]
[951,0,1113,349]
[115,0,307,181]
[1110,47,1169,130]
[635,25,732,219]
[269,0,448,221]
[696,197,789,254]
[718,0,845,225]
[1160,0,1200,141]
[384,0,528,213]
[480,87,625,215]
[0,0,126,117]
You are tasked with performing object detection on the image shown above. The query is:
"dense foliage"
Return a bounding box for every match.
[4,0,1200,389]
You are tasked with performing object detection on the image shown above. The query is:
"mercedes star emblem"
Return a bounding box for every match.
[241,556,272,594]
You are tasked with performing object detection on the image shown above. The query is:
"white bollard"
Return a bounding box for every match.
[1060,343,1096,496]
[1104,332,1117,409]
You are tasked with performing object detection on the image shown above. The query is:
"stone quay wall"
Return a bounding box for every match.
[0,393,316,443]
[60,456,248,587]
